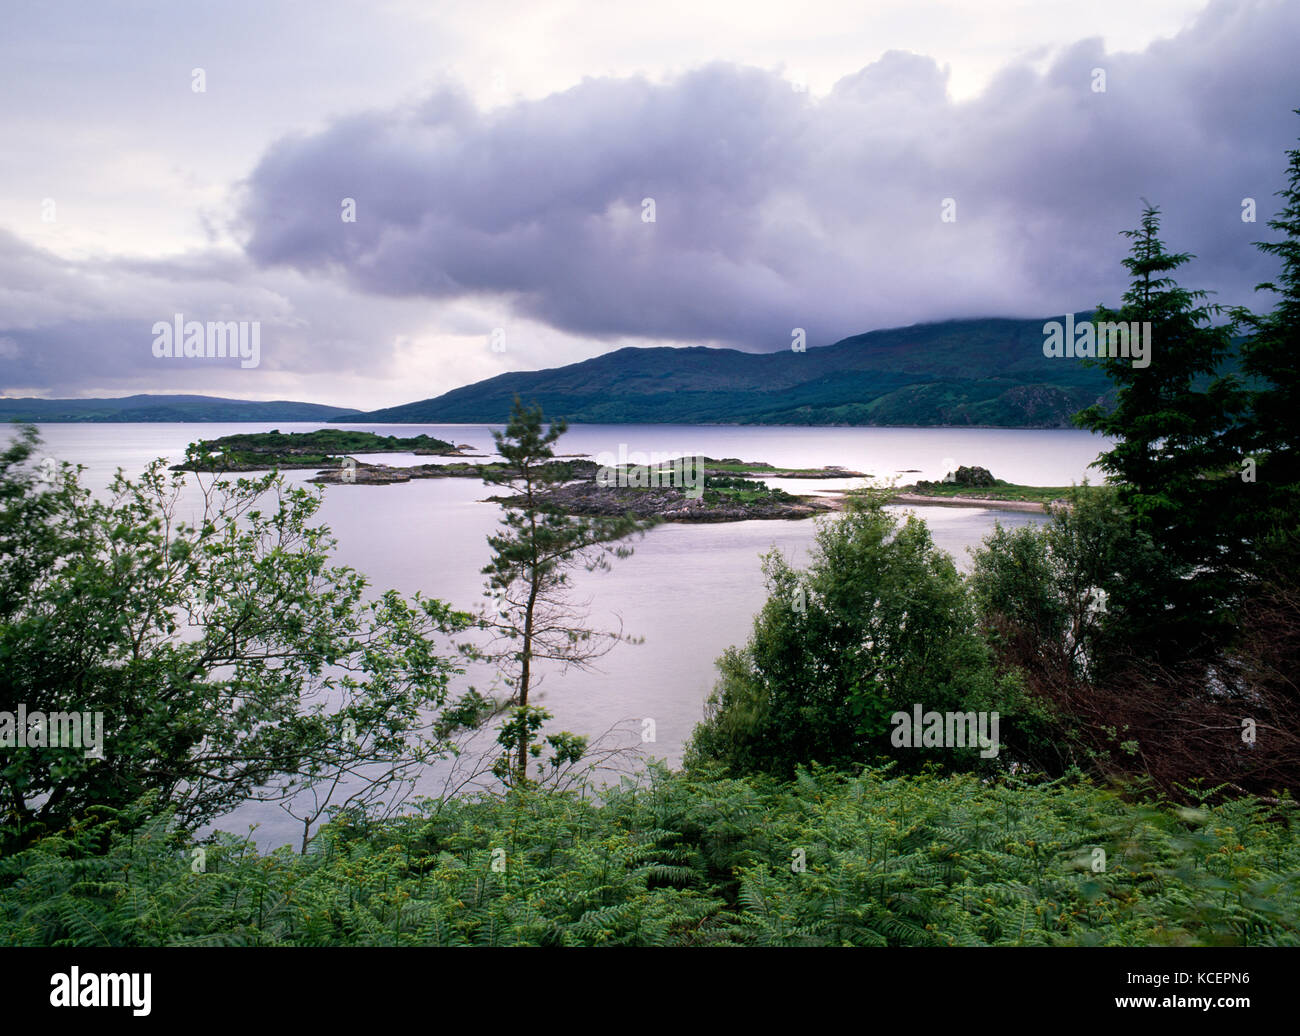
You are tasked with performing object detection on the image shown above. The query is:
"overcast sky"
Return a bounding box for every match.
[1,0,1297,409]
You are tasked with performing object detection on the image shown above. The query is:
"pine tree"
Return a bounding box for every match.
[480,398,651,785]
[1075,204,1245,660]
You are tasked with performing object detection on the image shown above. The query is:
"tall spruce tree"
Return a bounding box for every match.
[1075,204,1245,661]
[1234,111,1300,566]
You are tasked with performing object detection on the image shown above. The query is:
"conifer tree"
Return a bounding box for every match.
[480,398,650,785]
[1234,111,1300,566]
[1075,205,1245,660]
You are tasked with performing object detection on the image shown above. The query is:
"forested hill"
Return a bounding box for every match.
[336,314,1117,427]
[0,395,360,423]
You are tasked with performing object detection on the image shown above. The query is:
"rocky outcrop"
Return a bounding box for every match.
[948,465,996,487]
[490,481,833,523]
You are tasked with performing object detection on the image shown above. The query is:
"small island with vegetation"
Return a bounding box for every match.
[170,429,479,472]
[886,464,1076,512]
[694,458,868,479]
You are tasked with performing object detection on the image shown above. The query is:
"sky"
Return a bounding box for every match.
[1,0,1297,410]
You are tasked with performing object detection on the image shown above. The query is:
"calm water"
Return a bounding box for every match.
[18,422,1108,846]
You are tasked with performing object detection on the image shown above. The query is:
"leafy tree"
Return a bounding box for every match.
[686,493,1042,778]
[479,398,652,785]
[971,487,1178,773]
[971,486,1169,683]
[1075,205,1246,660]
[0,425,479,852]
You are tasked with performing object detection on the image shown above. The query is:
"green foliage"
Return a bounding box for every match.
[971,485,1170,681]
[1075,205,1247,660]
[3,768,1295,947]
[0,426,478,852]
[702,475,795,503]
[685,495,1043,778]
[1231,110,1300,574]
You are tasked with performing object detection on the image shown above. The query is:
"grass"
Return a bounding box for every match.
[704,459,827,476]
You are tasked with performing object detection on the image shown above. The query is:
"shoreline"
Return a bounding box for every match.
[813,490,1049,514]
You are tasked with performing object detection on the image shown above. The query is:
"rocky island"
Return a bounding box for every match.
[306,456,855,522]
[487,472,836,523]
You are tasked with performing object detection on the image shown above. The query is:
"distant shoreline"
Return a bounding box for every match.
[889,492,1048,513]
[814,489,1050,514]
[9,415,1102,432]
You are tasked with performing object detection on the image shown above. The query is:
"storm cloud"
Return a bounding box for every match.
[240,0,1300,351]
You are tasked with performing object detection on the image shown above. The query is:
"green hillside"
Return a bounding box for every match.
[337,314,1117,427]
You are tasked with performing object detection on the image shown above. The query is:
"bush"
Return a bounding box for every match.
[685,497,1047,778]
[971,488,1300,799]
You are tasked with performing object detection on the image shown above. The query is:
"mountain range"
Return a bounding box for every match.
[0,395,359,423]
[336,314,1114,428]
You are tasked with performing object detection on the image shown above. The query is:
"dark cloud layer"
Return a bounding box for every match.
[240,0,1300,350]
